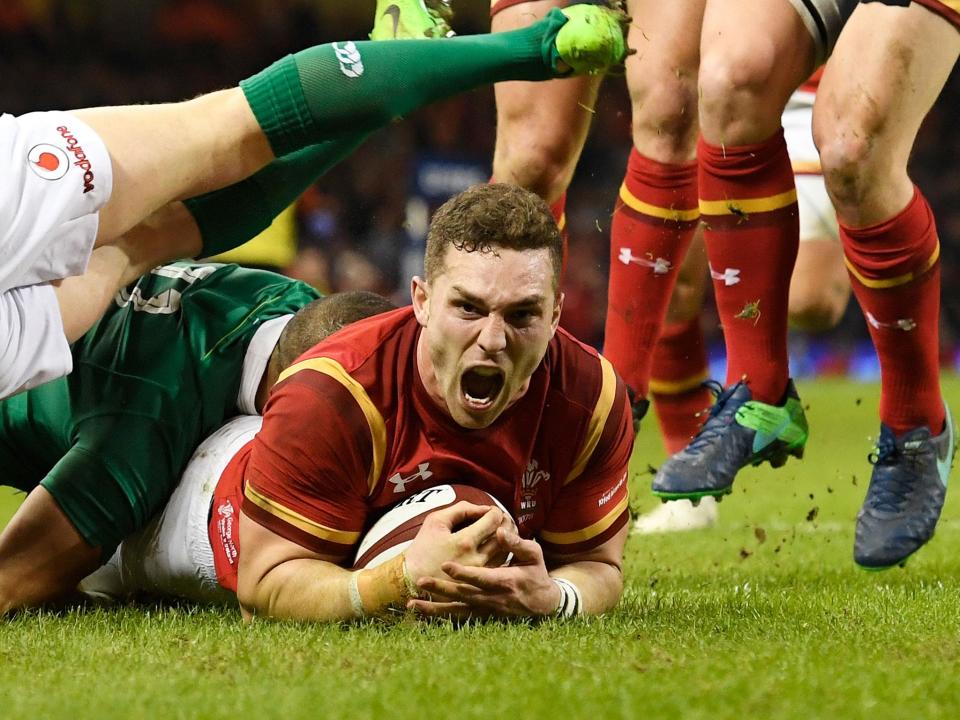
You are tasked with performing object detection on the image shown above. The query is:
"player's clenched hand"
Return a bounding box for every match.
[408,524,562,619]
[403,501,505,584]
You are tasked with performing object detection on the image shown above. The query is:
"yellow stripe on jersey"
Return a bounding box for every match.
[540,495,629,545]
[844,244,940,289]
[649,370,710,396]
[619,182,700,222]
[277,357,386,495]
[244,483,361,545]
[699,188,798,216]
[557,213,567,232]
[565,355,617,486]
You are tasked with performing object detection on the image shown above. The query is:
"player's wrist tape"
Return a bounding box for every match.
[351,554,420,617]
[552,578,583,618]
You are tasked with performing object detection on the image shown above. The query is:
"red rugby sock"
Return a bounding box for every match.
[841,187,945,435]
[650,317,712,454]
[698,132,798,403]
[602,149,698,398]
[550,192,569,274]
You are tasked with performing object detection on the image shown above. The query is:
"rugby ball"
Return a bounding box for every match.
[352,484,514,570]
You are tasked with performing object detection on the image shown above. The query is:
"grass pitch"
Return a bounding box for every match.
[2,377,959,720]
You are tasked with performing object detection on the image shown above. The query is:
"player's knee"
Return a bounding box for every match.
[0,568,31,615]
[698,40,780,141]
[492,141,573,201]
[665,277,704,326]
[788,287,845,332]
[815,109,884,210]
[630,71,698,160]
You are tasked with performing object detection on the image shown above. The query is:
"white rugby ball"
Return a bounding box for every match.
[352,484,513,570]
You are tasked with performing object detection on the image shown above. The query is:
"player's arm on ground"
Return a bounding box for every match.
[236,367,506,622]
[412,359,634,619]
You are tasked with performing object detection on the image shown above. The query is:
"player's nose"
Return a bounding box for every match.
[476,315,507,355]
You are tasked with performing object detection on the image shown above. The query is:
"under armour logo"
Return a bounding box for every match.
[709,264,741,286]
[866,311,916,332]
[617,248,672,275]
[333,41,364,78]
[388,463,433,493]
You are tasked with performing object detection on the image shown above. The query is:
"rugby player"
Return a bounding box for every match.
[222,183,633,622]
[637,73,851,534]
[0,259,394,614]
[653,0,956,569]
[0,6,627,399]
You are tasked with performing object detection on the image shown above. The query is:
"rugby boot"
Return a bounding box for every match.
[370,0,454,40]
[626,385,650,435]
[652,379,808,501]
[854,406,955,570]
[633,497,718,535]
[550,3,630,75]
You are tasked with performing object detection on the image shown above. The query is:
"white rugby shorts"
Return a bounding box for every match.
[0,283,73,398]
[783,91,839,244]
[0,111,113,397]
[80,415,263,606]
[0,111,113,291]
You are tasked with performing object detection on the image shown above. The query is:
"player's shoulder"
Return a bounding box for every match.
[286,305,417,378]
[544,327,619,412]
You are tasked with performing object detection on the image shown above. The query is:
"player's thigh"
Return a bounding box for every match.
[814,2,960,214]
[491,0,601,199]
[625,0,705,161]
[44,416,184,557]
[699,0,817,143]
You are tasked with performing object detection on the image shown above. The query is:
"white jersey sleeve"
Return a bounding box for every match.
[0,111,113,292]
[0,283,72,399]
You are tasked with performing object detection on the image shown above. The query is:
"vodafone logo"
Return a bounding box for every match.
[27,143,70,181]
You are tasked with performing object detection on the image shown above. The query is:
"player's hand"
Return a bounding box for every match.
[403,501,505,585]
[408,524,562,619]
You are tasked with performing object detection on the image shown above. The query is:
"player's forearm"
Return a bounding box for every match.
[550,560,624,616]
[238,557,356,622]
[238,554,415,622]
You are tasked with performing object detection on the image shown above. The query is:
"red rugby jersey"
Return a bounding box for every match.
[230,306,633,567]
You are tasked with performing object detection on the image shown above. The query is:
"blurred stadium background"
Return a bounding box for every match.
[3,0,959,379]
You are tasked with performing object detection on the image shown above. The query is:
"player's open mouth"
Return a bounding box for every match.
[460,367,505,411]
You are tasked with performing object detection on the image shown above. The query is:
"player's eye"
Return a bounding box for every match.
[455,301,481,317]
[509,308,538,326]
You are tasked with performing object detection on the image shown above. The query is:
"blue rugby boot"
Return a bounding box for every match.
[652,379,808,501]
[854,407,955,570]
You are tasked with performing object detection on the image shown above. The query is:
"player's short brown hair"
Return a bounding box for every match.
[424,183,563,289]
[274,291,396,370]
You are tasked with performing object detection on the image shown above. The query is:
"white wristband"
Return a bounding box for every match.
[552,578,583,618]
[348,571,365,618]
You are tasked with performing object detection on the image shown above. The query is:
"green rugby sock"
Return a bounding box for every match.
[185,134,366,258]
[241,16,564,157]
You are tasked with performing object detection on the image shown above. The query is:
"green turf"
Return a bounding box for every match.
[2,377,959,720]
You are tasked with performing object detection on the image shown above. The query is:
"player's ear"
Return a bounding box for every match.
[411,275,430,325]
[550,291,564,336]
